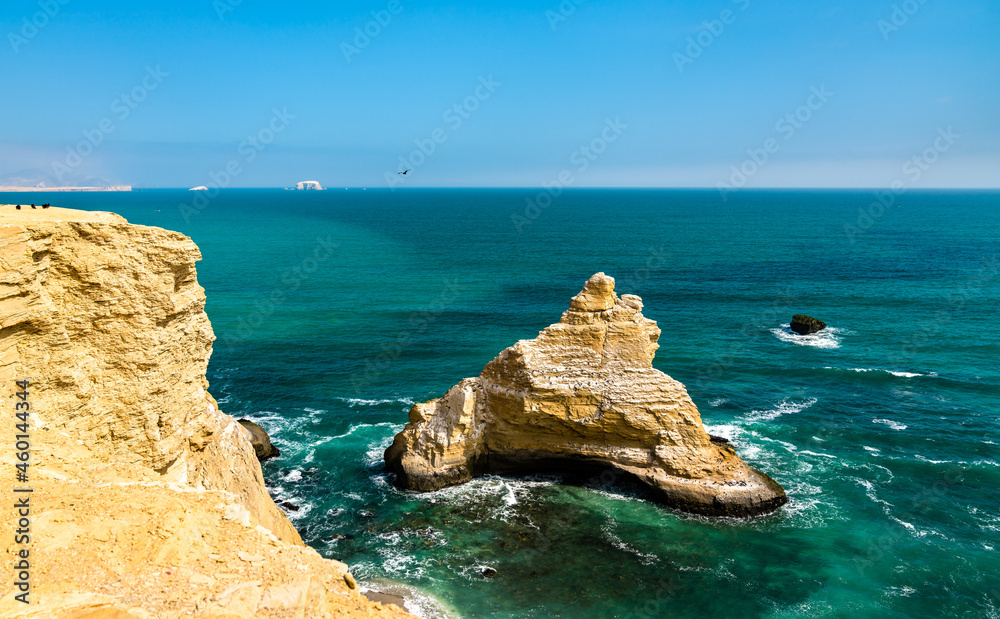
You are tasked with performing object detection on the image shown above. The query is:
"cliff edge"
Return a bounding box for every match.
[0,207,413,617]
[386,273,787,518]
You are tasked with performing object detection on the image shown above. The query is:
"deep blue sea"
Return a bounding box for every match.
[17,189,1000,618]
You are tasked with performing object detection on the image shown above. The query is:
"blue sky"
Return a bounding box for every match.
[1,0,997,188]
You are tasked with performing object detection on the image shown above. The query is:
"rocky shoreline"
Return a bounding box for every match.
[0,207,413,617]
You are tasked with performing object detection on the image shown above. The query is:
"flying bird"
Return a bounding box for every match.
[398,169,411,175]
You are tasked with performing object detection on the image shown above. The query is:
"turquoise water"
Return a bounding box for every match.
[16,189,1000,618]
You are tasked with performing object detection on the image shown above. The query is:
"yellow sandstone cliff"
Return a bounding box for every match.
[0,207,413,618]
[386,273,787,518]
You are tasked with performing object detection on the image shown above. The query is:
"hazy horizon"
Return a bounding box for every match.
[2,1,998,190]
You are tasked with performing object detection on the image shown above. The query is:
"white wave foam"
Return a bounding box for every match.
[331,421,398,441]
[799,450,836,459]
[864,446,881,453]
[602,521,658,565]
[338,397,416,408]
[357,580,457,619]
[702,424,742,441]
[772,324,844,349]
[829,367,930,378]
[365,425,405,467]
[744,398,817,422]
[873,419,907,431]
[282,469,302,482]
[708,398,727,407]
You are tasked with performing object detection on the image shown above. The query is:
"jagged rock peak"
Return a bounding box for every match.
[385,273,787,518]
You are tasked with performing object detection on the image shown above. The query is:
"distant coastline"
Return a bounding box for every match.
[0,185,132,192]
[0,185,131,192]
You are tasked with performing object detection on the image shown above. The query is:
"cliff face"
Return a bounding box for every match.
[386,273,787,517]
[0,207,412,618]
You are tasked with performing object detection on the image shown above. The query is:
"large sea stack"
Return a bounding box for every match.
[385,273,787,518]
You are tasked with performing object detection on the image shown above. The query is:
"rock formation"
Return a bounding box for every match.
[386,273,787,518]
[790,314,827,335]
[239,419,281,461]
[0,207,413,617]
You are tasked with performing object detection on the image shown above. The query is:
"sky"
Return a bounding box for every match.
[1,0,998,189]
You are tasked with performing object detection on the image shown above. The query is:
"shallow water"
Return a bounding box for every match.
[20,188,1000,618]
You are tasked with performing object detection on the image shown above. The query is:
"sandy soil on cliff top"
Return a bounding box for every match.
[0,206,123,224]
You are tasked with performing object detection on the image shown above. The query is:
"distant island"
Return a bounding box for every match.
[292,180,324,190]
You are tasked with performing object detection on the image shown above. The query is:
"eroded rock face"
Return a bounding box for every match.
[385,273,787,517]
[0,207,414,618]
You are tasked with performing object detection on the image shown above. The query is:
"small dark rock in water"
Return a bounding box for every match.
[237,419,280,461]
[790,314,827,335]
[279,501,300,511]
[305,466,319,474]
[330,533,355,541]
[481,567,498,578]
[359,511,376,519]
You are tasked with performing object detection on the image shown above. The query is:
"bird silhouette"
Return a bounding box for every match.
[42,203,51,209]
[398,169,411,175]
[16,205,21,210]
[30,204,36,209]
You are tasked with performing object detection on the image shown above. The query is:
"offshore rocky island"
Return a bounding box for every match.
[386,273,787,518]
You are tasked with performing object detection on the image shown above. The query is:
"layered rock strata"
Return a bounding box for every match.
[0,207,413,618]
[386,273,787,517]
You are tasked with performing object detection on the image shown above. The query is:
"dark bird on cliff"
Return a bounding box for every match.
[398,169,410,175]
[16,205,21,210]
[30,204,36,209]
[42,203,50,208]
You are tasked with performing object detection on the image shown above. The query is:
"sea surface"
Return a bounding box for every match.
[15,188,999,618]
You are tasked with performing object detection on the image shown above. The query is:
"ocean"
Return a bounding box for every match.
[18,188,999,618]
